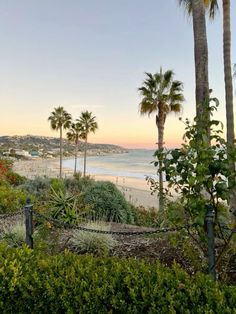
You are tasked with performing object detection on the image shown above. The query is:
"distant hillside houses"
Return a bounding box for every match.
[0,135,128,159]
[3,149,40,158]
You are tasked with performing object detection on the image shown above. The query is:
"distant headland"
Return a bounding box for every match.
[0,135,128,159]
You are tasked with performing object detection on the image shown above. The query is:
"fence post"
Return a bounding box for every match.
[24,198,33,249]
[205,204,216,280]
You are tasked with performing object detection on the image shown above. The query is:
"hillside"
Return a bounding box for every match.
[0,135,128,158]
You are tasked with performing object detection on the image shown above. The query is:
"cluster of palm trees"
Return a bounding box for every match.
[48,106,98,178]
[139,0,235,212]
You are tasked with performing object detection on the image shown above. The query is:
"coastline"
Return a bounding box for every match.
[13,157,159,209]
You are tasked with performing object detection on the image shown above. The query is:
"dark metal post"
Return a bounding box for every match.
[24,198,33,249]
[205,204,216,280]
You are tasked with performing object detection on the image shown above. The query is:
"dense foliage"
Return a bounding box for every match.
[0,159,25,186]
[148,103,235,224]
[64,172,95,193]
[0,185,28,213]
[0,244,235,313]
[82,181,134,223]
[146,104,236,276]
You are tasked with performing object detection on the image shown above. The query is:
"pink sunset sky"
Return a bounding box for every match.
[0,0,235,149]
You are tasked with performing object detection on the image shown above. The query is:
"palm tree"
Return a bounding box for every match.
[77,111,98,176]
[67,121,84,175]
[179,0,210,129]
[222,0,234,146]
[222,0,236,215]
[180,0,236,213]
[234,63,236,93]
[179,0,218,18]
[138,69,184,212]
[48,106,72,178]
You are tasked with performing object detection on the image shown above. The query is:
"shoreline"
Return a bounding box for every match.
[13,157,159,209]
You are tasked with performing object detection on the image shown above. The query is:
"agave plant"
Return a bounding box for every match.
[48,187,79,223]
[48,187,91,224]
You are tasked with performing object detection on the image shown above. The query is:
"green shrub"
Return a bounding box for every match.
[0,185,28,213]
[64,172,95,193]
[0,244,235,313]
[0,158,26,186]
[70,221,117,255]
[6,171,26,186]
[0,222,25,247]
[82,181,134,223]
[131,205,159,227]
[19,176,51,199]
[50,178,65,194]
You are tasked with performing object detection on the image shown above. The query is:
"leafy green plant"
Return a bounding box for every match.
[0,222,25,247]
[19,176,51,199]
[48,187,90,224]
[82,181,134,223]
[148,102,235,225]
[50,178,65,194]
[70,221,117,255]
[0,244,235,313]
[48,187,79,223]
[130,205,159,227]
[148,102,236,275]
[0,158,26,186]
[0,185,28,213]
[64,172,95,193]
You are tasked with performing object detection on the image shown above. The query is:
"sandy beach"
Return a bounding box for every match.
[13,158,158,209]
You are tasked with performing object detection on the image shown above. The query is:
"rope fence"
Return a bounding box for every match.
[32,210,196,236]
[0,201,235,281]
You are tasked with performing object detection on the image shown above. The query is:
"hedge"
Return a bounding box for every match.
[0,244,235,313]
[82,181,134,223]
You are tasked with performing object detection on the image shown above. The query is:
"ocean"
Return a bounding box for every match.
[62,149,158,180]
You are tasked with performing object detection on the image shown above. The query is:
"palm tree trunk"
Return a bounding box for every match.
[192,0,210,131]
[223,0,236,215]
[223,0,234,145]
[83,137,87,177]
[74,139,78,175]
[156,112,165,212]
[59,127,62,179]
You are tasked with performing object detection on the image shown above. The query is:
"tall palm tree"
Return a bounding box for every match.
[179,0,210,129]
[138,69,184,211]
[77,111,98,176]
[67,121,84,175]
[222,0,234,146]
[180,0,236,213]
[234,63,236,93]
[48,106,72,178]
[222,0,236,215]
[179,0,218,18]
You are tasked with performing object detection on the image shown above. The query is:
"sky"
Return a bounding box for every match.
[0,0,235,149]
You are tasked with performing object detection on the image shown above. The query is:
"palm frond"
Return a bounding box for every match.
[207,0,219,19]
[179,0,219,19]
[48,106,72,131]
[77,111,98,139]
[139,100,157,116]
[170,103,182,113]
[138,68,184,120]
[178,0,192,15]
